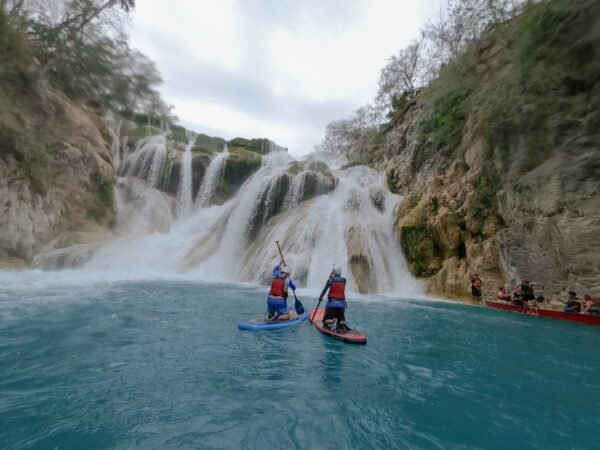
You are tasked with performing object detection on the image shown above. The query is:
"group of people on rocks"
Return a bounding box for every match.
[266,260,349,329]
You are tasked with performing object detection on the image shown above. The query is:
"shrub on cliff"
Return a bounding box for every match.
[481,0,600,175]
[192,134,227,155]
[228,137,273,155]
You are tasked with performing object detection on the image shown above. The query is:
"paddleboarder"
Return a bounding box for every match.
[319,264,349,330]
[265,260,297,321]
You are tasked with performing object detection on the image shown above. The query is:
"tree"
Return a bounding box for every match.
[0,0,168,113]
[422,0,526,77]
[315,106,377,157]
[375,39,427,118]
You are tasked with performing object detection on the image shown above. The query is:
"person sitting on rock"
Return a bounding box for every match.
[471,274,483,304]
[265,261,297,321]
[319,264,349,330]
[497,286,511,302]
[581,294,599,315]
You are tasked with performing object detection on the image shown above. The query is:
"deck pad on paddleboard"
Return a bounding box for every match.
[310,309,367,345]
[238,311,308,331]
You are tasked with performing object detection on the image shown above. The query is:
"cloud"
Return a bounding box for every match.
[129,0,441,156]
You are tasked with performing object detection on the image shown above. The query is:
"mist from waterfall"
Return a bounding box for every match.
[84,143,421,296]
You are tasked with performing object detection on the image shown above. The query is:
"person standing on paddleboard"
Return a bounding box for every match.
[266,261,297,321]
[319,264,349,330]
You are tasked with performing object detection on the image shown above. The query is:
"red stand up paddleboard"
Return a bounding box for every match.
[310,309,367,345]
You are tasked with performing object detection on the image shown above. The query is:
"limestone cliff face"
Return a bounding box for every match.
[379,11,600,300]
[0,88,115,267]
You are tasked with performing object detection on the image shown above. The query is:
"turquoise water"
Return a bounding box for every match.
[1,278,599,449]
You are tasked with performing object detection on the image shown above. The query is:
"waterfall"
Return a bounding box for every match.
[284,172,306,210]
[104,113,123,170]
[177,135,197,218]
[80,144,420,295]
[120,134,167,188]
[196,144,229,207]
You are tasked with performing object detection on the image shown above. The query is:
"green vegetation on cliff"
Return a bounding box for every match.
[192,134,227,155]
[222,147,263,196]
[228,137,273,155]
[317,0,600,297]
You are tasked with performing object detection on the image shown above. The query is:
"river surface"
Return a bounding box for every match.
[1,272,599,449]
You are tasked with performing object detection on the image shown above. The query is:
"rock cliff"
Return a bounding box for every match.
[0,86,116,268]
[379,2,600,299]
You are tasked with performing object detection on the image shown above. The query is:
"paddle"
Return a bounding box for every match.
[275,241,304,315]
[310,297,323,323]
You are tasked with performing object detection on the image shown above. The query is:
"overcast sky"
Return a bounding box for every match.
[129,0,442,156]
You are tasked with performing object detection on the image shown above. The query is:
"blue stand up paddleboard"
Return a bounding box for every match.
[238,311,308,331]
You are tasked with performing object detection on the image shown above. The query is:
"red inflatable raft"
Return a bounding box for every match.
[485,300,600,327]
[310,309,367,345]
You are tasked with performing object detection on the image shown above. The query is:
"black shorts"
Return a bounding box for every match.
[323,306,346,323]
[472,287,481,297]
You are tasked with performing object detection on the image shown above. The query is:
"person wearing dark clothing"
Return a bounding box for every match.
[512,286,524,306]
[319,264,349,330]
[520,279,536,302]
[565,290,581,313]
[471,274,483,304]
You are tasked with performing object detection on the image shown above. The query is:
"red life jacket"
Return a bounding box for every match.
[269,275,288,299]
[328,276,346,300]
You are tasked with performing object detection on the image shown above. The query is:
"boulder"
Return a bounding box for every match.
[222,147,262,197]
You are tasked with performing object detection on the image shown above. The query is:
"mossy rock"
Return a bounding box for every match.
[161,160,181,195]
[222,147,262,196]
[301,171,336,202]
[246,173,291,239]
[287,161,305,175]
[306,160,332,176]
[192,133,227,156]
[128,125,161,147]
[400,225,443,277]
[228,137,272,155]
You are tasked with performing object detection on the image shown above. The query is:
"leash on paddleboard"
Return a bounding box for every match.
[275,241,304,315]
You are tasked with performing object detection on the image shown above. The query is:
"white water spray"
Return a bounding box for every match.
[177,135,197,218]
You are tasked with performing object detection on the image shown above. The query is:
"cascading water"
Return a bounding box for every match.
[119,134,167,188]
[177,135,197,218]
[196,144,229,207]
[104,113,123,169]
[84,144,421,296]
